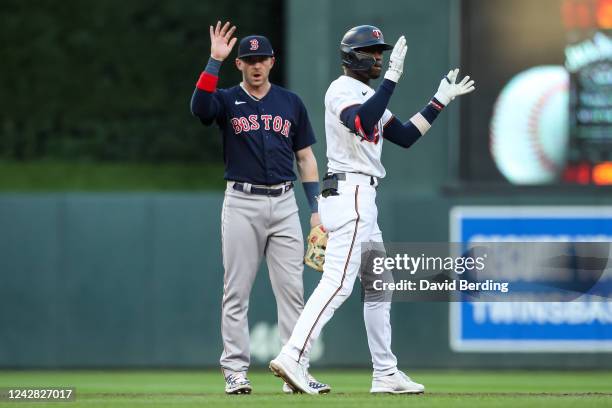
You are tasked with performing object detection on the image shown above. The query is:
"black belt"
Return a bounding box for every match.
[321,173,376,198]
[233,182,293,196]
[323,173,377,185]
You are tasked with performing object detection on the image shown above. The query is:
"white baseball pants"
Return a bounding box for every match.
[281,173,398,377]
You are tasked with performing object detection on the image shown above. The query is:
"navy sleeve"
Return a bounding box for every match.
[383,117,423,148]
[339,79,396,141]
[292,98,316,152]
[340,106,360,134]
[190,57,226,126]
[383,99,444,148]
[190,89,225,126]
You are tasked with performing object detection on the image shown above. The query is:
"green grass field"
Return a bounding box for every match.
[0,370,611,407]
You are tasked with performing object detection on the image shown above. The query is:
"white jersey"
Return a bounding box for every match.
[324,75,394,179]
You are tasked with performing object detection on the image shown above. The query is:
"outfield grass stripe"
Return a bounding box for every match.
[0,370,610,407]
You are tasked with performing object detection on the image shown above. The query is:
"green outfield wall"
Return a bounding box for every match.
[2,190,612,369]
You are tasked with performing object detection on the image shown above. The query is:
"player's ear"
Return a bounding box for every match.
[270,57,275,68]
[235,58,243,71]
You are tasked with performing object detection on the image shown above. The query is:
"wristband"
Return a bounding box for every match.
[196,57,222,92]
[205,57,222,76]
[302,182,320,213]
[430,97,445,112]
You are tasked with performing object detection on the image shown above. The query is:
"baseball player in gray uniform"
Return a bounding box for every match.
[270,25,475,394]
[190,21,329,394]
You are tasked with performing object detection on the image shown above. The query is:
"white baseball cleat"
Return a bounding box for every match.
[269,353,317,395]
[370,370,425,394]
[224,371,252,394]
[282,374,331,394]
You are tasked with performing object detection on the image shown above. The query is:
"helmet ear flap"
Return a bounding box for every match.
[353,50,376,71]
[340,45,353,68]
[341,49,376,72]
[341,44,375,72]
[341,51,357,69]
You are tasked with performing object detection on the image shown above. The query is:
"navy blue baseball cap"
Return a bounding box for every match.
[237,35,274,58]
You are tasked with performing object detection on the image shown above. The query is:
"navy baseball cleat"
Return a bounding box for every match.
[282,373,331,394]
[224,372,252,394]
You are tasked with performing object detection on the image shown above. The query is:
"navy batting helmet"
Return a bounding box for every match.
[340,25,393,71]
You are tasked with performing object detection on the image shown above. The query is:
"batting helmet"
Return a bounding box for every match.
[340,25,393,72]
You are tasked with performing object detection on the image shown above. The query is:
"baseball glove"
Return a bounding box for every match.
[304,224,328,272]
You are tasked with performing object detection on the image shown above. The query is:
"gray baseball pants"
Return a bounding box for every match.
[220,181,305,375]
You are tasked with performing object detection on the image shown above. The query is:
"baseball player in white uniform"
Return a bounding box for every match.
[270,25,475,394]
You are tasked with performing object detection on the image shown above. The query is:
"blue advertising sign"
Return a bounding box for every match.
[450,207,612,352]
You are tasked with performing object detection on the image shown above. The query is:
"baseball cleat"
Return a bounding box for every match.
[269,353,317,395]
[370,370,425,394]
[282,374,331,394]
[282,382,294,394]
[224,372,252,394]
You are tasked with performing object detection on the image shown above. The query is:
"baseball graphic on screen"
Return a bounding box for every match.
[490,66,570,185]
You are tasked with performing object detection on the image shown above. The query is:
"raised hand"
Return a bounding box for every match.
[384,36,408,83]
[434,68,476,105]
[210,21,237,61]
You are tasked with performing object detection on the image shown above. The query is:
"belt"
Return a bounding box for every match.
[232,181,294,196]
[321,172,377,198]
[323,172,378,186]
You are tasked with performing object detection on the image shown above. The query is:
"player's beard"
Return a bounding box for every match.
[369,67,382,79]
[369,63,383,79]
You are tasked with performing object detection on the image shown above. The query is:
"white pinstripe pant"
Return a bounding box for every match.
[281,175,398,377]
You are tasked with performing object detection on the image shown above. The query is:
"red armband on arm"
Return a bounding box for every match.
[196,72,218,93]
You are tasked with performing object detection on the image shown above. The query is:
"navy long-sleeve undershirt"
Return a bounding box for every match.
[352,78,396,135]
[341,99,443,148]
[383,117,423,148]
[191,88,221,125]
[190,58,223,124]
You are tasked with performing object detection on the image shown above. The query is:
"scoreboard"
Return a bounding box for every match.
[563,0,612,184]
[460,0,612,186]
